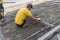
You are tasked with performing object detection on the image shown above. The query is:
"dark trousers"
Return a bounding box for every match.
[16,20,26,27]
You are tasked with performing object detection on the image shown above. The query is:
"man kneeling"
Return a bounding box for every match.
[15,3,40,28]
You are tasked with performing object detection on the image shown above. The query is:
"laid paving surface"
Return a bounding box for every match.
[1,1,60,40]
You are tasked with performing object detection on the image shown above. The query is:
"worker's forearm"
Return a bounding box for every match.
[30,16,41,21]
[1,9,4,16]
[30,16,37,21]
[1,12,4,18]
[1,12,4,16]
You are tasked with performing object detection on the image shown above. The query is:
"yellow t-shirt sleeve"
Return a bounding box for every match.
[25,10,32,17]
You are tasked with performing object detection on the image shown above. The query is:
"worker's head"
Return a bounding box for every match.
[27,3,33,10]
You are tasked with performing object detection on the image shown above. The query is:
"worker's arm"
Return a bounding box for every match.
[26,12,41,21]
[29,15,41,21]
[26,10,40,21]
[1,9,4,18]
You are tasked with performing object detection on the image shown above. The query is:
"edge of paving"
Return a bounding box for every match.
[38,25,60,40]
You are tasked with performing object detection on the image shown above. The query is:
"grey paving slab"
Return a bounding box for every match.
[48,30,60,40]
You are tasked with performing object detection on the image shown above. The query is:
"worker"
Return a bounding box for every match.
[15,3,40,28]
[0,0,4,19]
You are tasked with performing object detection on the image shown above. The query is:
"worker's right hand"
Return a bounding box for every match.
[37,18,41,21]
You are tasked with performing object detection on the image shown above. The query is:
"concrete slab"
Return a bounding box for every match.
[38,25,60,40]
[57,32,60,40]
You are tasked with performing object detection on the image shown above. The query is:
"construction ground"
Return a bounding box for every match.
[0,1,60,40]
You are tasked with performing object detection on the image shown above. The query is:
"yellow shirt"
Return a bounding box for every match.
[15,7,32,25]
